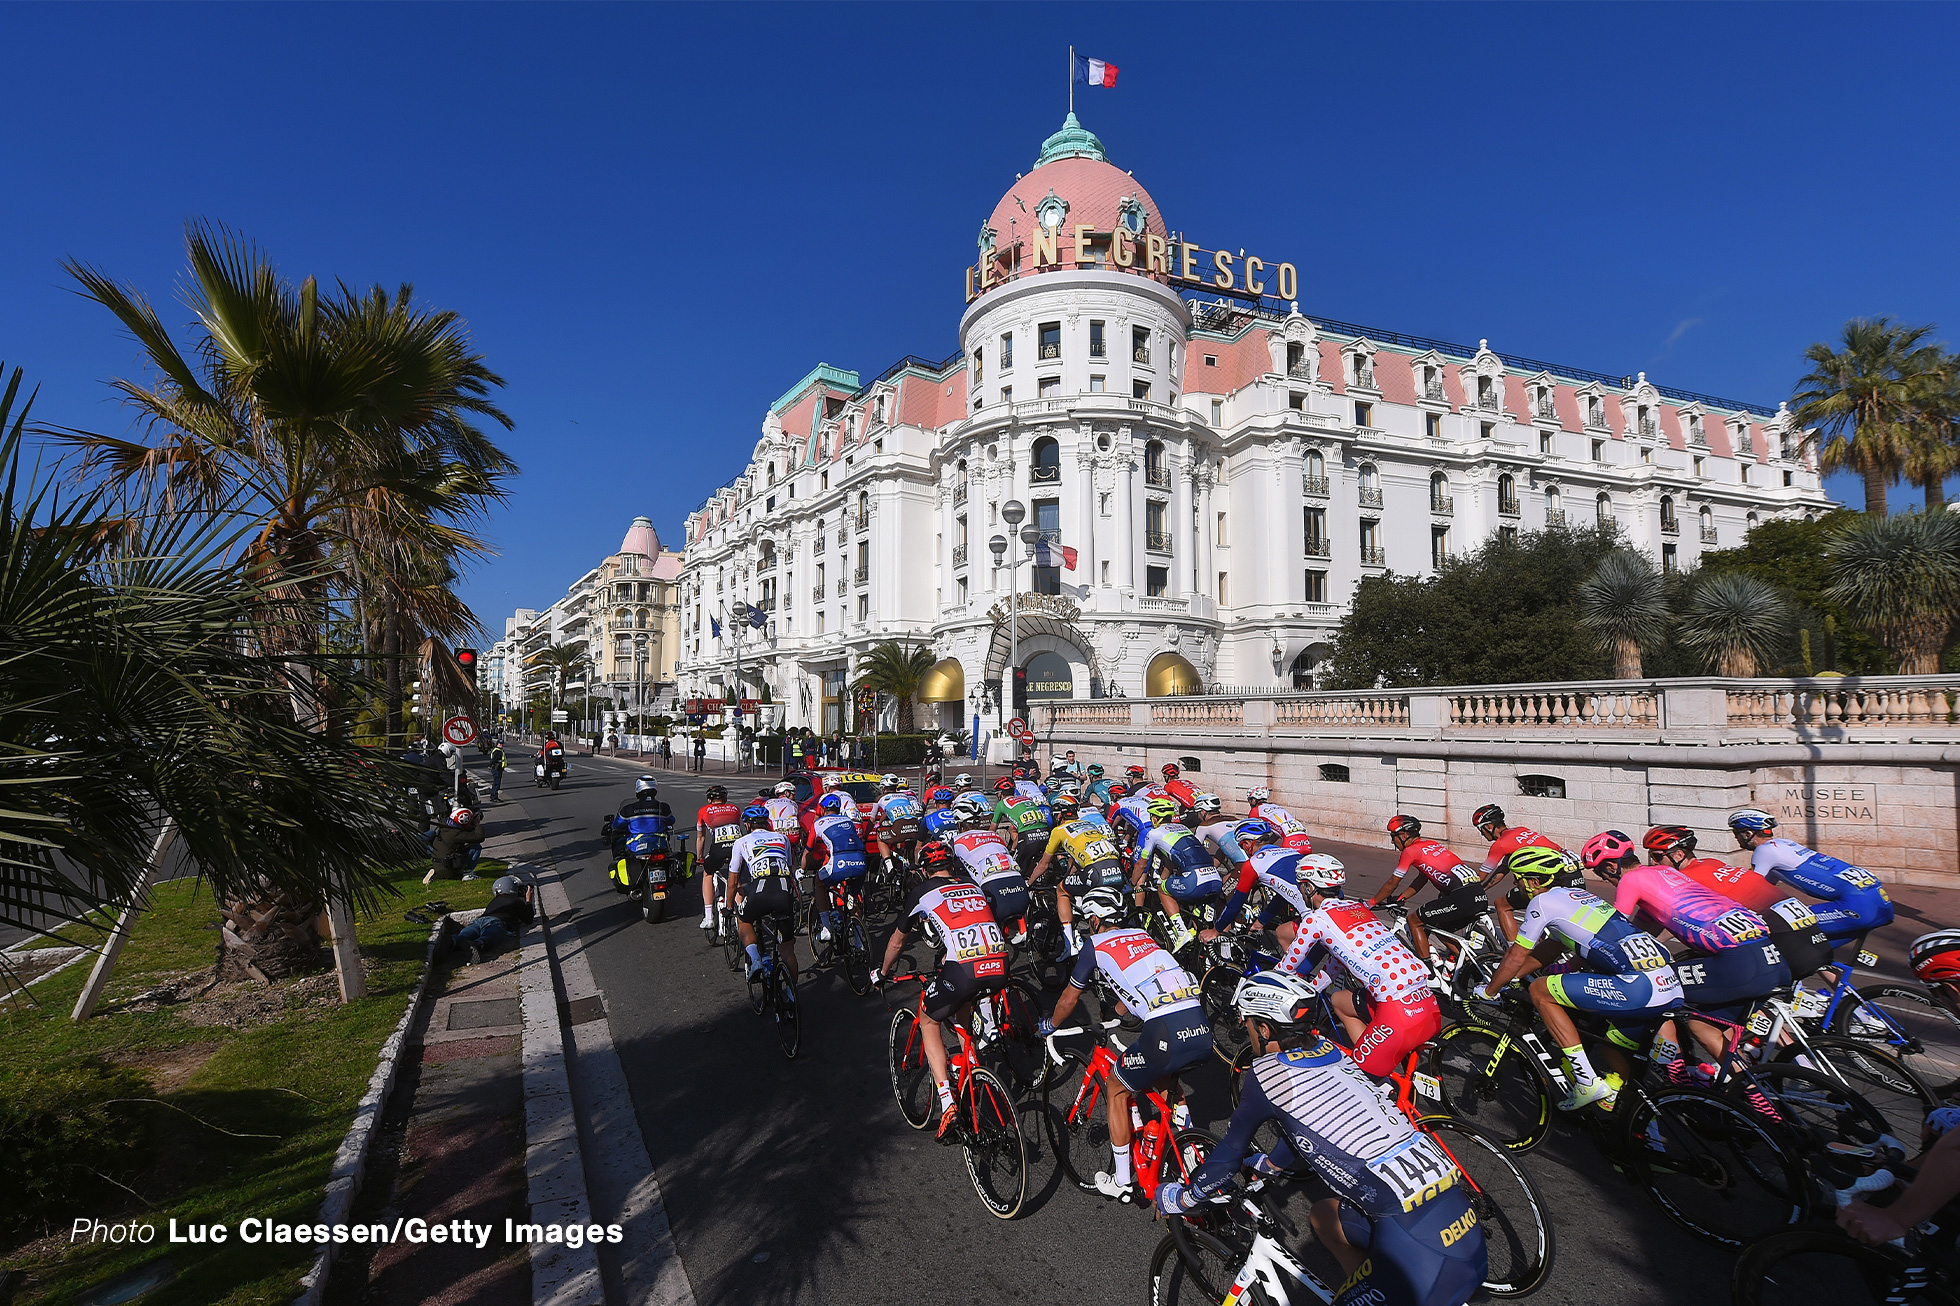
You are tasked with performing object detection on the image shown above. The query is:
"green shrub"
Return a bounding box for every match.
[0,1057,153,1235]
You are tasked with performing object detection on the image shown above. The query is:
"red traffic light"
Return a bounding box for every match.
[456,648,477,666]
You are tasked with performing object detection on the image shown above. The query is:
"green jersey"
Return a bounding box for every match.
[993,796,1052,836]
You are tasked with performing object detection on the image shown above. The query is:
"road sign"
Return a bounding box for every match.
[551,709,569,723]
[1007,716,1030,740]
[441,716,477,747]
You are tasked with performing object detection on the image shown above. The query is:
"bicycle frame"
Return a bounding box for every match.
[1219,1224,1326,1305]
[1810,933,1918,1052]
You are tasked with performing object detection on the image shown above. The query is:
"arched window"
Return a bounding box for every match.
[857,490,869,522]
[1032,436,1061,484]
[1546,484,1562,514]
[1746,511,1759,530]
[1359,463,1378,490]
[1497,472,1518,515]
[1596,493,1612,526]
[1306,448,1325,480]
[1145,440,1166,487]
[636,607,649,629]
[1659,495,1677,530]
[1429,471,1448,495]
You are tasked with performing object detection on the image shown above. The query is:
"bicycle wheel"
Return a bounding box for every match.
[773,964,801,1059]
[1748,1063,1893,1151]
[1786,1034,1938,1143]
[887,1007,934,1128]
[803,894,834,970]
[746,955,770,1015]
[961,1067,1027,1219]
[840,908,873,996]
[986,979,1047,1096]
[1732,1226,1938,1306]
[1847,983,1960,1091]
[1150,1230,1246,1306]
[1200,965,1247,1065]
[1163,1126,1218,1186]
[1167,1198,1265,1306]
[1427,1023,1554,1152]
[1043,1051,1112,1193]
[1416,1115,1554,1297]
[1621,1085,1808,1247]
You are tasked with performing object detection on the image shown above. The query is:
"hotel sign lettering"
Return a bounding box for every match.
[966,226,1298,305]
[1773,783,1878,826]
[987,593,1081,626]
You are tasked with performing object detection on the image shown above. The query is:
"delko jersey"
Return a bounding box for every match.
[908,879,1007,965]
[1393,839,1480,892]
[951,830,1022,888]
[697,802,744,848]
[1070,927,1203,1020]
[1479,826,1566,877]
[1279,899,1433,1004]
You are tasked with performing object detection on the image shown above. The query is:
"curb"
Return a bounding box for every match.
[292,912,451,1306]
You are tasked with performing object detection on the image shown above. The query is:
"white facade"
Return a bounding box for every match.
[676,115,1834,735]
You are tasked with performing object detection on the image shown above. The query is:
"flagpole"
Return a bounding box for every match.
[1068,45,1074,116]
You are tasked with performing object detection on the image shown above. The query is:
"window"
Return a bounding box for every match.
[1354,401,1373,427]
[1746,511,1759,530]
[1596,494,1612,526]
[1216,512,1228,546]
[1480,422,1495,440]
[1306,449,1326,482]
[1591,439,1605,462]
[956,576,968,604]
[1693,456,1705,478]
[1133,380,1150,400]
[766,495,776,511]
[1641,445,1653,465]
[1431,526,1449,569]
[1319,763,1351,783]
[1145,440,1166,485]
[1517,773,1566,799]
[1133,326,1151,364]
[1425,412,1442,440]
[1099,491,1111,516]
[1304,506,1328,555]
[1101,560,1110,585]
[857,595,869,621]
[1203,353,1217,367]
[1038,375,1060,397]
[1145,499,1167,540]
[1498,525,1517,544]
[999,332,1013,370]
[821,471,828,489]
[1498,473,1519,515]
[1217,571,1229,604]
[1783,469,1794,487]
[1430,471,1449,508]
[1031,436,1060,483]
[1305,570,1327,602]
[1146,565,1168,597]
[1659,495,1677,531]
[1699,506,1715,543]
[1001,386,1012,404]
[1540,430,1553,454]
[1741,463,1750,484]
[1032,565,1060,595]
[1210,399,1223,427]
[767,463,776,484]
[1289,392,1306,411]
[1039,321,1061,361]
[1587,397,1604,427]
[1546,485,1562,520]
[1090,375,1105,393]
[1662,542,1678,572]
[972,347,983,384]
[1360,519,1381,563]
[1090,320,1106,358]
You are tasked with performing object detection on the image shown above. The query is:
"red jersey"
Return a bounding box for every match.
[1391,840,1480,892]
[1675,856,1783,914]
[1479,826,1565,877]
[697,802,743,850]
[1161,778,1200,809]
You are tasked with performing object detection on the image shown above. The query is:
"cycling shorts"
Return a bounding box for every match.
[879,819,921,844]
[978,878,1029,926]
[1812,888,1894,942]
[706,844,734,875]
[738,883,795,926]
[817,849,867,885]
[1159,869,1225,904]
[1061,858,1128,897]
[1333,1188,1488,1306]
[1014,838,1045,878]
[923,956,1007,1022]
[1280,831,1315,855]
[1346,992,1443,1077]
[1544,969,1681,1015]
[1764,911,1833,980]
[1257,897,1303,931]
[1115,1008,1214,1092]
[1674,937,1792,1013]
[1416,884,1491,935]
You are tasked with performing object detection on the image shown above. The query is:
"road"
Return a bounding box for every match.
[488,756,1775,1306]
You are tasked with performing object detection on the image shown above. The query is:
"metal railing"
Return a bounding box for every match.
[1424,381,1446,401]
[1030,464,1061,483]
[1536,400,1557,420]
[1039,342,1060,360]
[1146,530,1173,553]
[1587,409,1608,429]
[1361,545,1387,566]
[1354,364,1376,389]
[1546,508,1567,527]
[811,585,824,603]
[836,579,847,596]
[1700,525,1719,544]
[757,557,776,573]
[1359,486,1383,508]
[1001,349,1014,369]
[854,565,868,586]
[758,597,776,612]
[1134,347,1152,364]
[952,543,968,567]
[1477,390,1499,412]
[1288,360,1314,380]
[1305,538,1331,558]
[1090,342,1107,359]
[1145,464,1171,489]
[1499,497,1521,517]
[1431,495,1454,515]
[814,536,825,554]
[954,481,968,504]
[1661,519,1680,536]
[1303,475,1329,497]
[1640,419,1659,439]
[855,511,868,530]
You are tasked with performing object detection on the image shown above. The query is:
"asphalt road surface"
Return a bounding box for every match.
[489,755,1748,1306]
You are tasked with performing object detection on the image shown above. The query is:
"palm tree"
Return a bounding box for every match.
[1825,512,1960,674]
[1901,353,1960,512]
[1790,317,1938,516]
[1678,572,1789,677]
[528,641,590,721]
[854,641,936,733]
[1577,550,1670,678]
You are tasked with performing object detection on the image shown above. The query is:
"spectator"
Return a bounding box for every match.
[606,730,619,756]
[425,807,487,885]
[454,875,537,965]
[692,732,707,772]
[660,734,673,769]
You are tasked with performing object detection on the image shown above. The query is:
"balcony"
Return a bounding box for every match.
[1303,475,1329,497]
[758,597,777,613]
[1359,486,1383,509]
[835,532,847,549]
[1353,364,1376,390]
[757,557,776,574]
[814,536,825,554]
[952,542,968,568]
[1430,495,1454,515]
[953,480,968,504]
[855,510,869,530]
[1423,381,1446,402]
[1030,464,1060,484]
[1477,390,1499,412]
[1361,545,1387,566]
[1039,342,1060,361]
[1546,508,1567,527]
[1133,347,1152,365]
[1305,537,1331,559]
[1499,497,1522,517]
[1288,360,1314,380]
[1146,530,1173,553]
[811,585,824,603]
[837,579,848,596]
[1639,419,1659,440]
[1689,427,1709,448]
[1145,463,1171,490]
[1661,518,1680,536]
[1700,525,1719,545]
[854,565,868,586]
[1536,400,1557,421]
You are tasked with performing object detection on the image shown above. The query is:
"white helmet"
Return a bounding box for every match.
[1052,755,1069,766]
[822,773,844,789]
[634,775,658,795]
[1193,792,1222,814]
[1235,971,1319,1026]
[1247,786,1271,803]
[952,772,973,790]
[953,794,991,826]
[774,781,796,796]
[1297,854,1346,892]
[1076,886,1128,927]
[881,773,902,789]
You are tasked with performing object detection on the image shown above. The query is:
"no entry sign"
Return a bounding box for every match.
[442,715,477,748]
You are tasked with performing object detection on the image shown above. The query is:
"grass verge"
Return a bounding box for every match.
[0,859,507,1306]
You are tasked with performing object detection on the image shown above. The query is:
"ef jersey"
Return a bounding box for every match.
[1613,864,1770,953]
[951,830,1022,888]
[1068,927,1203,1020]
[903,878,1007,966]
[1280,899,1433,1003]
[1518,886,1680,985]
[1393,840,1480,892]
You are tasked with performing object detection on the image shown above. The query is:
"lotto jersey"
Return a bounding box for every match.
[1518,886,1680,986]
[1069,927,1203,1020]
[1751,839,1888,904]
[728,830,793,886]
[763,797,801,835]
[1392,840,1480,892]
[903,878,1006,964]
[1613,864,1770,953]
[951,830,1022,888]
[1479,827,1566,877]
[1279,899,1432,1004]
[697,802,744,847]
[1251,801,1310,839]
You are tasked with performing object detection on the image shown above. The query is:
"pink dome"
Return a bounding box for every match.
[619,515,660,558]
[978,116,1168,280]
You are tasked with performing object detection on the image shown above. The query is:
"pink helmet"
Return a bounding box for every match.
[1580,829,1637,872]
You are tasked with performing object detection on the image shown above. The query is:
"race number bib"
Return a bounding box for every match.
[1618,933,1673,973]
[751,848,790,877]
[1079,836,1119,865]
[952,921,1005,962]
[1714,909,1768,943]
[1139,970,1200,1013]
[1367,1134,1458,1213]
[1769,897,1817,931]
[1840,866,1881,890]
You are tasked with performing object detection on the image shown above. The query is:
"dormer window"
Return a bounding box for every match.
[1587,396,1605,428]
[1117,194,1147,236]
[1421,365,1443,401]
[1477,376,1496,411]
[1351,352,1375,390]
[1035,187,1070,233]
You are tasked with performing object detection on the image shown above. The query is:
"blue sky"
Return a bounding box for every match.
[4,2,1956,636]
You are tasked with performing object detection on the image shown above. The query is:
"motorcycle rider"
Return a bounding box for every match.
[604,777,675,895]
[536,730,568,782]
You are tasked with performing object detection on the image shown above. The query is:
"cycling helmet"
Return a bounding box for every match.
[954,794,992,825]
[1052,755,1069,767]
[742,804,770,825]
[1052,794,1080,815]
[635,775,659,795]
[1728,808,1778,835]
[1107,783,1129,799]
[492,874,524,897]
[1146,798,1179,825]
[1297,854,1346,892]
[1162,763,1181,779]
[925,786,955,805]
[891,775,911,790]
[918,841,955,872]
[1247,786,1271,804]
[1085,763,1104,778]
[1125,765,1148,779]
[1472,804,1507,831]
[1235,817,1280,846]
[1580,830,1639,873]
[994,777,1016,795]
[818,793,844,812]
[1910,929,1960,983]
[952,772,973,789]
[1508,846,1575,885]
[1235,971,1319,1027]
[1643,825,1697,857]
[881,773,902,789]
[1193,792,1222,815]
[823,773,844,789]
[1386,814,1423,839]
[774,781,796,796]
[706,784,728,802]
[1075,886,1128,927]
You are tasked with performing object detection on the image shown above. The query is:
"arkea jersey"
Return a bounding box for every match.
[1392,839,1481,892]
[950,830,1023,890]
[1279,899,1433,1004]
[728,830,794,887]
[900,877,1006,964]
[1750,838,1889,904]
[1139,825,1224,895]
[697,802,744,849]
[1517,885,1680,986]
[1068,926,1203,1020]
[1613,864,1770,953]
[1479,826,1566,878]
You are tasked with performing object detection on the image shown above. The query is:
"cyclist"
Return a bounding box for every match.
[1478,847,1684,1111]
[1137,806,1228,952]
[1109,784,1159,856]
[696,784,744,932]
[1081,763,1117,812]
[1912,929,1960,1002]
[950,772,975,795]
[1470,803,1559,929]
[764,781,802,852]
[819,771,861,822]
[1031,807,1132,958]
[873,841,1008,1138]
[725,805,798,984]
[1652,828,1835,982]
[949,802,1029,942]
[1037,886,1211,1199]
[1158,970,1487,1306]
[872,774,924,872]
[804,792,870,943]
[1189,795,1252,877]
[921,787,962,841]
[1728,808,1895,942]
[1247,786,1314,853]
[1011,768,1051,812]
[1587,828,1790,1080]
[1370,814,1499,971]
[1158,762,1199,810]
[992,777,1054,876]
[1204,819,1310,956]
[1281,854,1442,1079]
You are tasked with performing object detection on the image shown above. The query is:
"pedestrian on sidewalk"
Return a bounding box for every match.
[692,733,707,772]
[660,734,672,768]
[487,741,506,802]
[453,875,536,964]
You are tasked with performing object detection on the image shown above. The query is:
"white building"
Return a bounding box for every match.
[676,114,1834,736]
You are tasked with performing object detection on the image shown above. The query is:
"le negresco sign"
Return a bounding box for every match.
[966,224,1298,306]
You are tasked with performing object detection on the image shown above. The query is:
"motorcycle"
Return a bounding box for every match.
[604,814,683,923]
[534,750,566,790]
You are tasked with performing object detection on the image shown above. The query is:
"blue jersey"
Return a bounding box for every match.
[811,813,867,883]
[921,809,961,839]
[1750,838,1893,938]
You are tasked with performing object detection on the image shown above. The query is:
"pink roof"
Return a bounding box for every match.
[1503,375,1533,425]
[1375,351,1416,405]
[1658,404,1685,450]
[1442,364,1467,410]
[650,552,683,581]
[984,156,1168,284]
[1602,395,1627,438]
[618,515,660,558]
[1318,340,1346,394]
[1184,330,1270,395]
[1552,384,1583,432]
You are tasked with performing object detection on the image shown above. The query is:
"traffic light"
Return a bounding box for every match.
[1011,666,1028,713]
[456,647,478,692]
[409,679,426,717]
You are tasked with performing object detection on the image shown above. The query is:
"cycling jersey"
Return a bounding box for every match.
[1161,777,1200,809]
[1280,899,1434,1005]
[993,796,1051,839]
[762,796,801,837]
[921,808,961,839]
[808,813,868,883]
[1673,857,1832,977]
[950,830,1021,891]
[1011,779,1049,809]
[1139,824,1225,902]
[1191,820,1251,868]
[1218,844,1309,929]
[1517,886,1682,1014]
[1750,838,1893,939]
[1110,795,1156,840]
[1613,864,1771,953]
[873,792,923,839]
[1675,856,1783,913]
[898,876,1008,1019]
[1478,826,1566,878]
[1067,927,1203,1020]
[697,802,744,861]
[1082,778,1118,809]
[1391,840,1481,893]
[728,829,794,890]
[1042,819,1128,893]
[1250,800,1312,841]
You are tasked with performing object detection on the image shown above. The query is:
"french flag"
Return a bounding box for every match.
[1074,55,1118,88]
[1033,539,1079,571]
